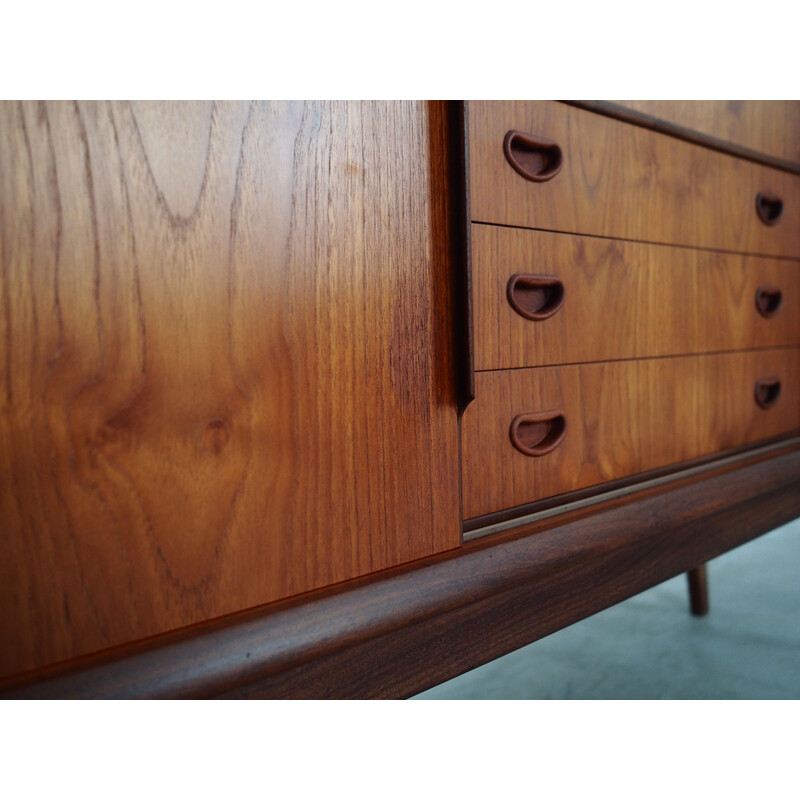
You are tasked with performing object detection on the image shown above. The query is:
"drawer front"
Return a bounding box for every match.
[468,101,800,258]
[610,100,800,167]
[462,348,800,520]
[473,225,800,370]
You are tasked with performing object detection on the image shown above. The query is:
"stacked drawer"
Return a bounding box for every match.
[462,101,800,523]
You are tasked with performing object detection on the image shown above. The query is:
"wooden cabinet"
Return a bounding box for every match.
[0,101,460,681]
[1,100,799,698]
[463,100,800,526]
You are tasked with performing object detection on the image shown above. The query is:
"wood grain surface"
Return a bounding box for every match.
[462,348,800,518]
[472,224,800,370]
[468,101,800,257]
[610,101,800,167]
[0,100,460,680]
[4,439,799,699]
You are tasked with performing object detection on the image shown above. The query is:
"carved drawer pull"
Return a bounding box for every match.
[755,286,782,318]
[503,130,563,183]
[754,377,781,410]
[755,192,783,226]
[507,273,565,320]
[510,411,567,457]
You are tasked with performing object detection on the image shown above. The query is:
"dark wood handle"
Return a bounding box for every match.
[507,274,565,320]
[503,130,563,183]
[510,411,567,457]
[755,192,783,226]
[755,286,783,318]
[754,377,781,410]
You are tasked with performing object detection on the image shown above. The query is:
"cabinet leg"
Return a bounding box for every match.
[687,564,709,616]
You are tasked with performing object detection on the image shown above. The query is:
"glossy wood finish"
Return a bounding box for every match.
[566,102,800,176]
[463,435,800,534]
[472,225,800,370]
[462,348,800,519]
[4,439,798,699]
[0,100,460,680]
[610,101,800,167]
[468,101,800,258]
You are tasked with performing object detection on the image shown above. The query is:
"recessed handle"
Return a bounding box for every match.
[755,192,783,226]
[507,274,565,320]
[509,411,567,457]
[754,377,781,409]
[503,130,563,183]
[755,286,782,318]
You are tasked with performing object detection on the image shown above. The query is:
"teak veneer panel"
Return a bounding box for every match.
[611,101,800,167]
[473,225,800,370]
[462,348,800,519]
[0,100,460,680]
[468,101,800,258]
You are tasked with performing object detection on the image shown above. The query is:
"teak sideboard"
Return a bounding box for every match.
[1,100,798,698]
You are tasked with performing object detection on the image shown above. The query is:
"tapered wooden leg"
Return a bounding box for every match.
[687,564,709,616]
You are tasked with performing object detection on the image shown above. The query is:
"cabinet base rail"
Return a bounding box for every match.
[3,440,800,699]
